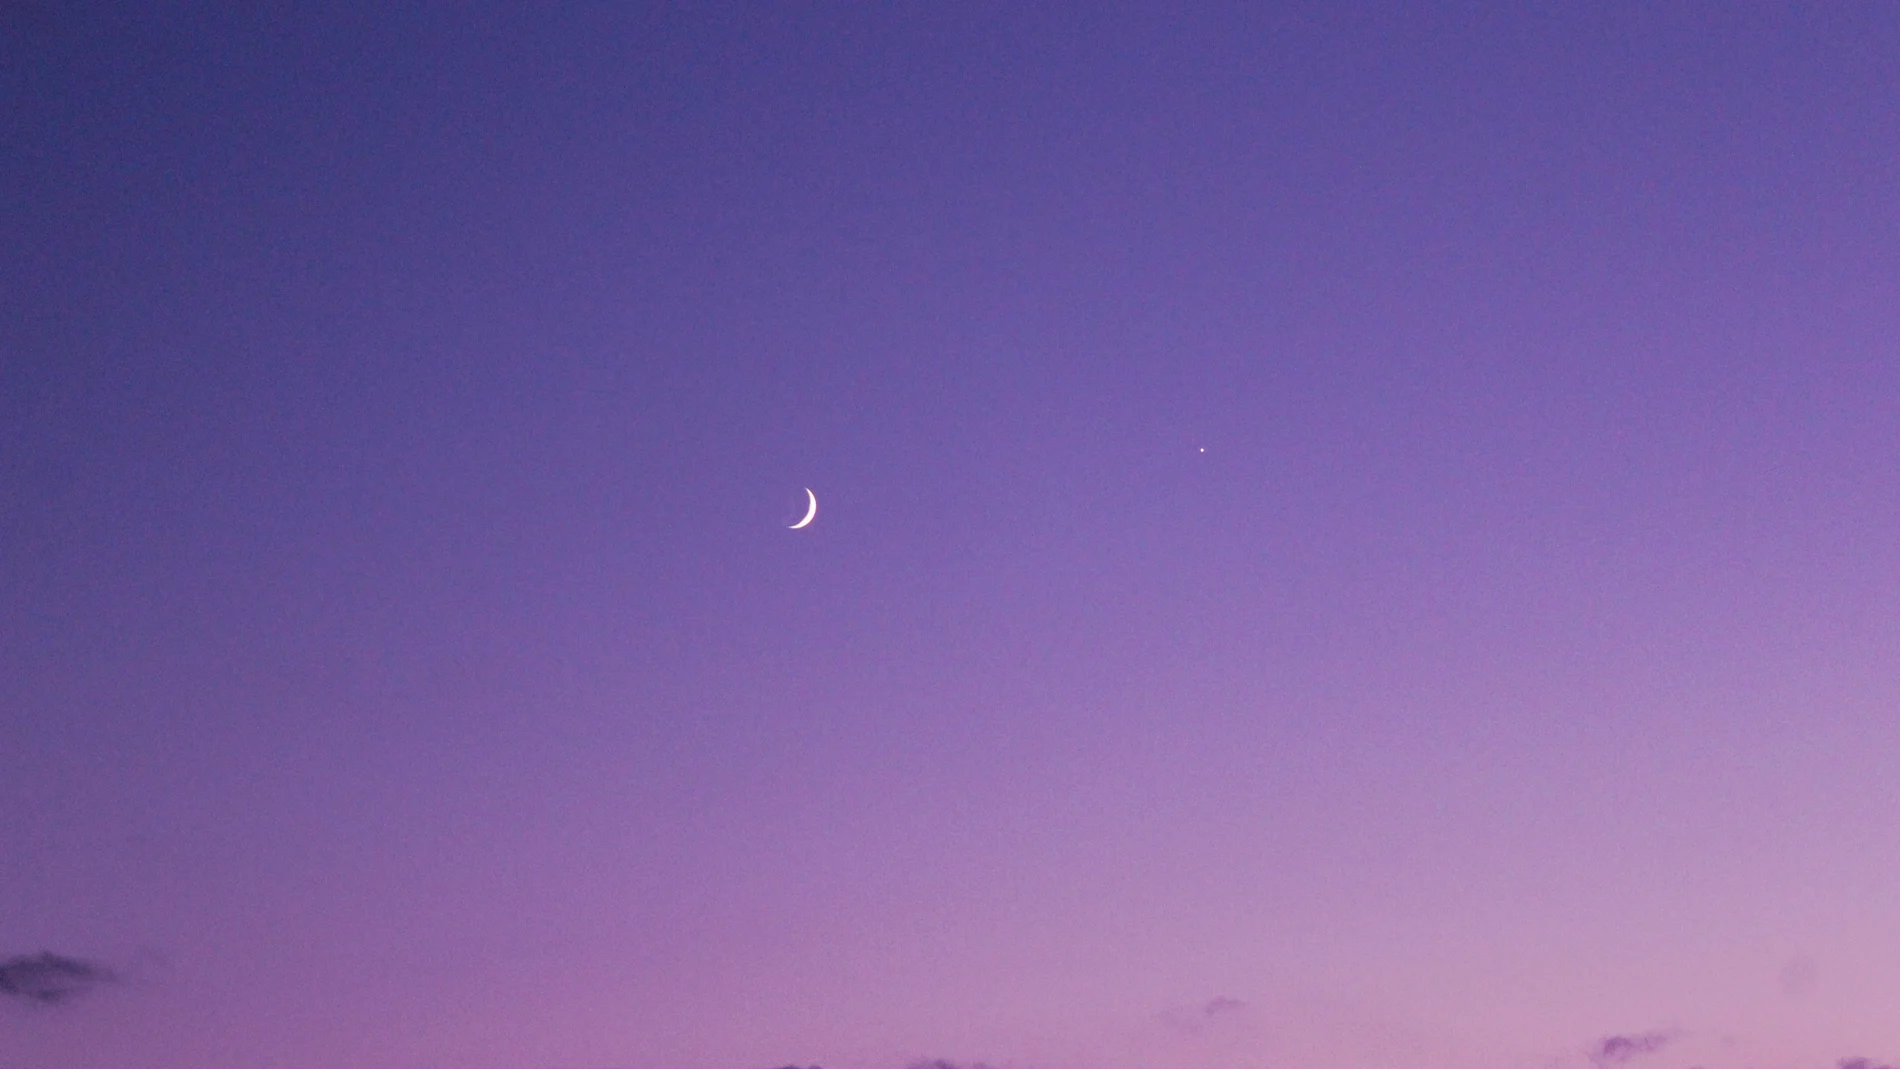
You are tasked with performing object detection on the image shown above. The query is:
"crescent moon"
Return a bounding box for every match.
[789,488,817,529]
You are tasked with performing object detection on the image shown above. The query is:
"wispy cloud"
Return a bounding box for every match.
[0,952,117,1005]
[1588,1031,1673,1066]
[1158,994,1250,1033]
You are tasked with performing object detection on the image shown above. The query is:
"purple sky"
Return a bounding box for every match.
[4,4,1900,1068]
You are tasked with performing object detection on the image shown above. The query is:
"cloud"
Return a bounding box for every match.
[1589,1031,1672,1066]
[1158,994,1250,1033]
[1838,1059,1898,1069]
[0,952,117,1005]
[1780,955,1819,998]
[906,1061,997,1069]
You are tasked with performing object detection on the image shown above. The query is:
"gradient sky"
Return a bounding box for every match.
[4,4,1900,1069]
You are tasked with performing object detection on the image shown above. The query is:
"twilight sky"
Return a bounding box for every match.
[4,4,1900,1069]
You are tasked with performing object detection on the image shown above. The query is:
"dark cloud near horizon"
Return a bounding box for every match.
[1590,1032,1672,1065]
[0,952,117,1004]
[763,1062,989,1069]
[1839,1059,1898,1069]
[1159,994,1249,1033]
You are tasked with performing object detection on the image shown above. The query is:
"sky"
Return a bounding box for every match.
[3,3,1900,1068]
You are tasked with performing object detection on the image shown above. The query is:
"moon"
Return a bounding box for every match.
[789,488,817,529]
